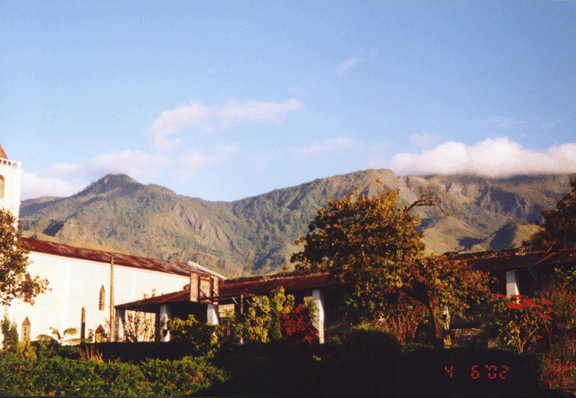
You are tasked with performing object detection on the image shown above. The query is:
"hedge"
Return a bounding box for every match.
[0,353,229,397]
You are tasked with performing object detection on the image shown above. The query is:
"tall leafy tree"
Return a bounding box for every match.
[524,178,576,249]
[291,186,491,347]
[0,208,49,305]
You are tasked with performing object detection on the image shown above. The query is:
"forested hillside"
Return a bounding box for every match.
[20,170,575,276]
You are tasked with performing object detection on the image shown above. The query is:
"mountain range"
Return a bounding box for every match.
[19,169,575,277]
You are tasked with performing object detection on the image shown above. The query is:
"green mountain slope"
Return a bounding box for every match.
[20,170,575,276]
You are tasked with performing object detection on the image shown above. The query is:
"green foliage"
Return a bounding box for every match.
[236,287,295,343]
[483,294,552,354]
[525,178,576,249]
[0,208,49,305]
[1,316,18,354]
[292,187,424,321]
[167,315,219,356]
[0,353,228,397]
[17,339,37,359]
[140,356,229,397]
[291,185,492,347]
[541,355,576,390]
[344,323,401,359]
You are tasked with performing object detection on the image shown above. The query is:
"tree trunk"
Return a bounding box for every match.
[425,299,444,348]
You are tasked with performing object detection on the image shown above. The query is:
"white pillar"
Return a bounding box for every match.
[506,270,520,297]
[312,289,325,344]
[115,307,125,342]
[158,305,171,342]
[207,304,219,325]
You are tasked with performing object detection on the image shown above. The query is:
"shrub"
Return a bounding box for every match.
[540,354,576,390]
[167,315,219,356]
[0,316,18,354]
[0,352,228,397]
[279,304,318,344]
[344,323,401,359]
[483,294,552,353]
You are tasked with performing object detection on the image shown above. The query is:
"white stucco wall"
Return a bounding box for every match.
[0,159,23,220]
[4,251,190,343]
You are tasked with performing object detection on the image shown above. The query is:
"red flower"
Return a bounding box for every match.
[521,298,541,308]
[507,302,523,310]
[496,294,507,299]
[541,299,553,306]
[537,312,553,321]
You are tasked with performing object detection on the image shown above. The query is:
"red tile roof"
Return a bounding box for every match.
[22,237,214,278]
[0,144,7,159]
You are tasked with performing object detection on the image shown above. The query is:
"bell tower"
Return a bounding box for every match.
[0,144,23,220]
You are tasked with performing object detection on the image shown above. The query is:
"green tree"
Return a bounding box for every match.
[37,327,80,346]
[0,208,49,305]
[524,178,576,249]
[291,186,491,347]
[1,316,18,353]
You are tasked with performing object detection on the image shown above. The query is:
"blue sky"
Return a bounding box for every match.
[1,1,575,201]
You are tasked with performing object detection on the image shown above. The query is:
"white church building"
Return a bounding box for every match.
[0,144,224,344]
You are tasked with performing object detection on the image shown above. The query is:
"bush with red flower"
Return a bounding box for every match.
[279,304,318,344]
[538,285,576,356]
[483,294,552,354]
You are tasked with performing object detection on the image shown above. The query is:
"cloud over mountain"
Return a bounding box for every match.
[373,137,576,177]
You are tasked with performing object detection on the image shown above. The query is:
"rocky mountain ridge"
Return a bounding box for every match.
[20,170,575,276]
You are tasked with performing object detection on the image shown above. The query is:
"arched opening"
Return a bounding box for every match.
[21,317,31,341]
[99,285,105,311]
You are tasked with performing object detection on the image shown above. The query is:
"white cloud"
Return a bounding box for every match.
[295,137,356,159]
[51,151,172,180]
[369,137,576,177]
[21,172,85,200]
[83,151,173,179]
[147,98,303,151]
[485,116,525,129]
[176,144,240,179]
[21,150,173,200]
[409,133,440,149]
[335,57,361,74]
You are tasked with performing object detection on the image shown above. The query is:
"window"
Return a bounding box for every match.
[21,317,31,341]
[95,324,106,343]
[99,285,105,311]
[0,175,4,199]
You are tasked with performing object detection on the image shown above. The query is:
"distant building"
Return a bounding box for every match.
[0,143,224,344]
[117,271,349,344]
[0,143,23,218]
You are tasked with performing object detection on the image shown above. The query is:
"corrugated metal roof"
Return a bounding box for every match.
[22,237,217,278]
[536,250,576,267]
[468,252,546,271]
[115,249,576,312]
[219,272,338,297]
[116,272,340,310]
[119,290,190,311]
[465,248,576,272]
